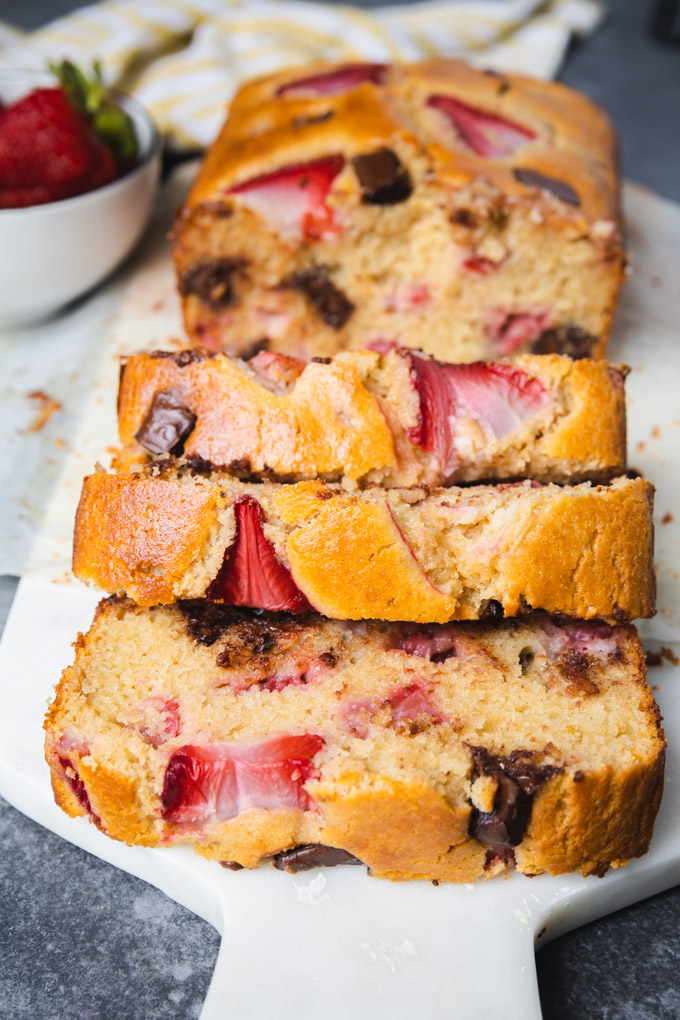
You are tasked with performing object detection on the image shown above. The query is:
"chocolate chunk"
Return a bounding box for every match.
[470,773,531,847]
[480,599,504,620]
[450,208,477,228]
[352,148,413,205]
[284,267,355,329]
[135,390,196,456]
[273,844,363,872]
[531,325,597,360]
[484,846,516,871]
[180,601,241,646]
[512,168,580,207]
[220,860,244,871]
[311,356,332,364]
[468,746,561,848]
[179,257,248,308]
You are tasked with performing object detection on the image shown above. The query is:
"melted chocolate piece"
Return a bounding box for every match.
[283,268,355,329]
[531,325,597,360]
[135,390,196,456]
[179,601,245,646]
[220,860,244,871]
[512,168,580,207]
[179,257,248,308]
[352,148,413,205]
[480,599,504,620]
[273,844,363,872]
[468,747,561,848]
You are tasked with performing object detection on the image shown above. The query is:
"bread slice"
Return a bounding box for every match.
[116,348,627,487]
[73,470,654,622]
[45,598,665,882]
[171,59,623,363]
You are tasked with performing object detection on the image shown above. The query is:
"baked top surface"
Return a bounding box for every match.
[188,58,620,228]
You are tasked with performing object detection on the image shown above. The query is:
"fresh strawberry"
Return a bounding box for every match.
[0,88,116,208]
[387,683,445,725]
[207,497,311,613]
[485,307,552,354]
[405,353,551,479]
[161,733,324,824]
[248,350,307,392]
[276,63,388,96]
[427,94,536,158]
[227,156,345,241]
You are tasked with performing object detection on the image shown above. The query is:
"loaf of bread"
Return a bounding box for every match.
[117,348,627,487]
[73,471,654,622]
[172,59,623,363]
[45,598,665,882]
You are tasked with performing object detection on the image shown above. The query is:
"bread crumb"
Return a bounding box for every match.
[23,390,63,433]
[661,512,674,525]
[646,647,680,668]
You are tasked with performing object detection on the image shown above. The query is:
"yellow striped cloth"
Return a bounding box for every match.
[0,0,602,149]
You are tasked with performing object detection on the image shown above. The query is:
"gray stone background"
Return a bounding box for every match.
[1,0,679,1017]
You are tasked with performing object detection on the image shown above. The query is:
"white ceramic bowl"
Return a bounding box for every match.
[0,70,161,326]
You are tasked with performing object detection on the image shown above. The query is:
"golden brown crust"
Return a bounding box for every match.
[189,59,619,227]
[116,350,627,487]
[73,472,223,605]
[72,472,655,622]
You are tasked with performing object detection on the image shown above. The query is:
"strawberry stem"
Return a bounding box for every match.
[49,59,139,160]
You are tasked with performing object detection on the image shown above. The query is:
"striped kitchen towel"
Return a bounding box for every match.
[0,0,603,148]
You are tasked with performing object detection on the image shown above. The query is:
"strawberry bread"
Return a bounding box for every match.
[171,59,623,363]
[45,598,665,882]
[73,470,654,622]
[117,348,627,487]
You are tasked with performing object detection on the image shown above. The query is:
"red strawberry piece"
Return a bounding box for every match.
[387,683,445,725]
[227,156,345,241]
[276,63,388,96]
[161,733,324,824]
[137,697,180,748]
[339,698,376,739]
[405,352,551,480]
[485,307,552,354]
[58,756,99,821]
[393,624,458,662]
[207,497,312,613]
[538,618,618,660]
[427,94,536,158]
[248,350,307,392]
[0,88,116,209]
[259,653,335,692]
[462,254,502,275]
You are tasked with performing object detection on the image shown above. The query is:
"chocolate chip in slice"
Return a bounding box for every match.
[512,168,580,207]
[283,267,355,329]
[178,256,248,308]
[531,325,596,360]
[135,390,197,456]
[470,773,532,848]
[273,844,363,872]
[352,148,413,205]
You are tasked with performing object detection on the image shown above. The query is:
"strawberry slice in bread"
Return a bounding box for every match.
[115,348,627,487]
[46,599,665,882]
[72,471,655,623]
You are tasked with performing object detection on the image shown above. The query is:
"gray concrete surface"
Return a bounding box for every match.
[1,1,679,1017]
